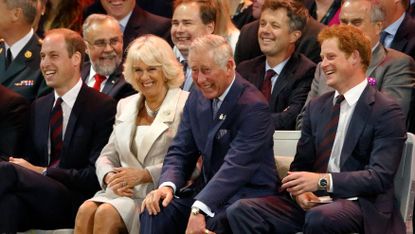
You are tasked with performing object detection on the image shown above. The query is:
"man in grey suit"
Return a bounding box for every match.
[297,0,415,129]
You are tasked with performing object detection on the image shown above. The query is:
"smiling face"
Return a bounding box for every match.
[100,0,135,20]
[171,2,214,58]
[320,38,356,93]
[132,59,168,100]
[85,20,123,76]
[189,50,233,99]
[258,8,300,60]
[40,33,80,95]
[340,1,382,47]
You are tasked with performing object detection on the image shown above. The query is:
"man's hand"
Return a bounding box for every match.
[281,171,322,196]
[140,186,174,215]
[294,192,320,210]
[185,213,215,234]
[9,157,45,174]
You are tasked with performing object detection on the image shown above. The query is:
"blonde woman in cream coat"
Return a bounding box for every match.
[74,35,188,234]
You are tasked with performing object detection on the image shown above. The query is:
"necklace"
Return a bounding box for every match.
[144,101,160,118]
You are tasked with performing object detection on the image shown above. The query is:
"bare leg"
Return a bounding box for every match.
[74,201,99,234]
[94,203,127,234]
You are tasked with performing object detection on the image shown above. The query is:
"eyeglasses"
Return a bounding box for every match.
[88,38,121,48]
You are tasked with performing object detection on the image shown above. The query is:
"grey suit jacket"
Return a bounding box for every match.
[296,43,415,129]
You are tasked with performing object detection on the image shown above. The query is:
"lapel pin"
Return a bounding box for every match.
[24,50,32,59]
[111,80,115,84]
[219,114,226,120]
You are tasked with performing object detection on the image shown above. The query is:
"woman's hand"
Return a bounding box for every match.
[107,167,152,197]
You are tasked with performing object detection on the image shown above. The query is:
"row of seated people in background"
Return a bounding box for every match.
[0,0,411,233]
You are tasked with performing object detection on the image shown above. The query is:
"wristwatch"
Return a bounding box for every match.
[318,175,328,191]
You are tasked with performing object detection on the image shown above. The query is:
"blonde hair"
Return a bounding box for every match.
[123,35,184,91]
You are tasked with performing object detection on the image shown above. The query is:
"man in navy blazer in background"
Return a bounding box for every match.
[227,25,406,234]
[237,0,316,130]
[0,29,116,232]
[140,34,278,234]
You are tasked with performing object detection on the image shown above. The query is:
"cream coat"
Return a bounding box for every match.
[90,88,188,233]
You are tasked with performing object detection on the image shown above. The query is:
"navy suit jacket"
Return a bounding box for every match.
[391,14,415,60]
[237,54,315,130]
[28,84,116,200]
[0,85,29,157]
[123,5,172,51]
[81,62,136,101]
[0,35,51,102]
[159,75,278,212]
[293,85,406,234]
[234,18,324,65]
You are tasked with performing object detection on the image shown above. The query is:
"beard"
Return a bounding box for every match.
[92,52,122,76]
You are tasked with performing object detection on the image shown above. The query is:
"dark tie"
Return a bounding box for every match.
[50,97,63,167]
[181,60,188,75]
[380,31,389,45]
[315,95,345,172]
[261,69,276,102]
[93,74,107,91]
[5,48,12,70]
[212,98,220,118]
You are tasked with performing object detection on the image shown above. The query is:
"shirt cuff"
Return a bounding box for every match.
[159,182,176,193]
[192,200,215,217]
[328,173,333,193]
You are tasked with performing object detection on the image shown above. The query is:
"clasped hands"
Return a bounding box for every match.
[281,171,325,210]
[105,167,150,197]
[140,187,215,234]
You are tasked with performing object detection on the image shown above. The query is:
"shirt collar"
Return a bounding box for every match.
[372,41,381,52]
[384,13,405,37]
[173,46,186,62]
[119,11,133,31]
[265,57,290,75]
[334,78,368,106]
[54,78,83,108]
[217,75,236,102]
[5,28,34,60]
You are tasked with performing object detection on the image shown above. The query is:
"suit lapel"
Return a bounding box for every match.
[0,44,5,72]
[136,89,180,163]
[102,70,122,95]
[62,84,87,155]
[391,15,409,52]
[251,57,266,89]
[270,55,297,107]
[38,94,55,161]
[340,85,374,167]
[1,35,39,84]
[366,43,386,78]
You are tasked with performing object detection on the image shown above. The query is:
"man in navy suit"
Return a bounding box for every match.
[99,0,171,51]
[0,28,116,232]
[140,34,278,234]
[0,0,50,101]
[227,25,406,234]
[379,0,415,60]
[82,14,135,101]
[237,0,316,130]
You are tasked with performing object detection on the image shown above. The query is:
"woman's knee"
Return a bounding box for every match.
[76,201,99,220]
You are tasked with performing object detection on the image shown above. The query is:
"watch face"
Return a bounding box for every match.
[319,178,327,187]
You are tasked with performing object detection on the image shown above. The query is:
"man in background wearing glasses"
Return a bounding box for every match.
[81,14,136,101]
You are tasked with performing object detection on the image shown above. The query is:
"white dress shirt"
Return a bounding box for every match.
[4,28,34,61]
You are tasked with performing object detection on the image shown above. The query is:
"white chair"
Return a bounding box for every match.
[273,131,415,233]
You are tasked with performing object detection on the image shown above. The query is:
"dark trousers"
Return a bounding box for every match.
[140,196,232,234]
[0,162,73,232]
[227,194,363,234]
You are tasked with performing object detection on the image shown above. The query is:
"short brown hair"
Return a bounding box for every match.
[318,25,371,71]
[262,0,309,33]
[173,0,216,25]
[44,28,86,69]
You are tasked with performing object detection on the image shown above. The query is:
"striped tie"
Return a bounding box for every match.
[49,97,63,167]
[315,95,345,172]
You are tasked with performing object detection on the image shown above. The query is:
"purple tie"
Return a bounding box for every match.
[261,69,276,102]
[315,95,345,172]
[49,97,63,167]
